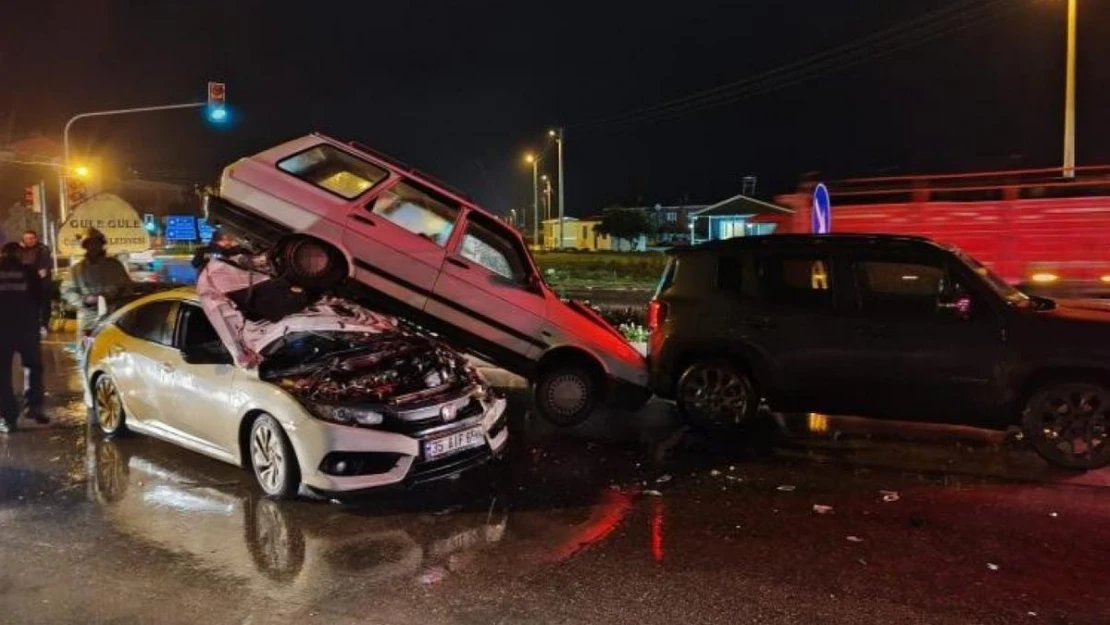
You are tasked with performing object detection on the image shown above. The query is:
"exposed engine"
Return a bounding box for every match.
[261,331,477,405]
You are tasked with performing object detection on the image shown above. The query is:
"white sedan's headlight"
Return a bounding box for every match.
[310,405,384,426]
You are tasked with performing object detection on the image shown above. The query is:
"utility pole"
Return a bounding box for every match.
[1063,0,1077,178]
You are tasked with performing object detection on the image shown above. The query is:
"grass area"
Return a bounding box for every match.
[532,251,666,291]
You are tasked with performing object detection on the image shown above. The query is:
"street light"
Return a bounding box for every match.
[1063,0,1078,178]
[549,128,565,250]
[524,152,539,249]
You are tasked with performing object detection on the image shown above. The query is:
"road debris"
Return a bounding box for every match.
[710,469,722,477]
[644,489,663,497]
[656,474,672,484]
[812,504,835,515]
[880,490,900,503]
[419,566,448,585]
[1049,512,1058,518]
[846,536,864,543]
[776,485,796,492]
[986,563,1000,571]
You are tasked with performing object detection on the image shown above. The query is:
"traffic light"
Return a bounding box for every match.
[66,177,88,207]
[206,81,228,123]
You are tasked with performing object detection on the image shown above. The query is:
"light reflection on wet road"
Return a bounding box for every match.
[0,339,1108,625]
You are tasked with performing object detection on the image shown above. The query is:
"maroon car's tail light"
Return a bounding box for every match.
[647,300,668,332]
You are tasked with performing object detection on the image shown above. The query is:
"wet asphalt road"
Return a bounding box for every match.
[1,338,1109,625]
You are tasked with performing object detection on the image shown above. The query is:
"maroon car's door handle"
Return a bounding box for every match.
[446,257,471,270]
[351,214,376,227]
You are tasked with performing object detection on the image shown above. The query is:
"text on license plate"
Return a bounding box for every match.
[423,426,486,461]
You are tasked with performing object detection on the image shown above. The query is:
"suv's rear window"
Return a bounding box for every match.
[278,145,389,199]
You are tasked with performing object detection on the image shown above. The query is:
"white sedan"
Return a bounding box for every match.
[83,288,508,499]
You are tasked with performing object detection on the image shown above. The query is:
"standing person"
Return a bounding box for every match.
[191,231,243,272]
[19,230,54,336]
[0,242,47,433]
[60,229,133,354]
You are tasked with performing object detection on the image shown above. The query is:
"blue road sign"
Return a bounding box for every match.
[165,215,198,242]
[812,183,831,234]
[197,219,216,243]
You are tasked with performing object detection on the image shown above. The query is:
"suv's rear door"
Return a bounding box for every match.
[428,212,547,365]
[840,250,1004,421]
[741,250,860,413]
[343,179,461,313]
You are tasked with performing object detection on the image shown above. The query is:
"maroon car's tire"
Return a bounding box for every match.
[271,236,347,289]
[675,360,758,433]
[533,367,598,427]
[1022,380,1110,470]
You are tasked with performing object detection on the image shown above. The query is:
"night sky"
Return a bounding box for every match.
[2,0,1108,216]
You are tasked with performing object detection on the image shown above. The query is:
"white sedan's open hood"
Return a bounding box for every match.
[196,256,398,366]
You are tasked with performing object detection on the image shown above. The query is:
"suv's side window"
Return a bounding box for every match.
[755,255,833,309]
[853,260,944,317]
[368,181,459,247]
[115,300,178,346]
[459,215,529,284]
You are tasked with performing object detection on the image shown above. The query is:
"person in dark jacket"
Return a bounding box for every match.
[0,242,47,433]
[60,228,133,353]
[20,230,53,335]
[191,231,244,272]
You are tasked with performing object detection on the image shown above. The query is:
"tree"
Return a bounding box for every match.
[596,208,654,250]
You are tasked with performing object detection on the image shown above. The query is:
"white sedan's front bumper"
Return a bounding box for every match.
[290,396,509,494]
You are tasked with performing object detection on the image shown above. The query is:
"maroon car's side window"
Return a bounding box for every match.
[368,181,459,247]
[459,217,528,283]
[277,145,389,199]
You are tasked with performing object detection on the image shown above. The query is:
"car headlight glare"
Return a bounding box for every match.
[312,405,384,426]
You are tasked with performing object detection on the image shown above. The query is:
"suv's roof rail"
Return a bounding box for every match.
[341,138,473,202]
[669,233,937,254]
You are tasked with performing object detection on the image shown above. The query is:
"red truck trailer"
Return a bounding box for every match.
[768,166,1110,298]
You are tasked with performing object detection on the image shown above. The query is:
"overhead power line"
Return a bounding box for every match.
[573,0,1032,132]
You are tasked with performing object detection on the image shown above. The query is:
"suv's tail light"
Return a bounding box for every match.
[647,300,668,332]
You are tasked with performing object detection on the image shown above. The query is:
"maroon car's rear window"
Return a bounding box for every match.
[278,144,389,199]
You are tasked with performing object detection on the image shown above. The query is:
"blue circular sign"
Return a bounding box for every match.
[812,183,831,234]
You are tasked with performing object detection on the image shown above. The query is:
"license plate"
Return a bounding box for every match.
[423,426,485,461]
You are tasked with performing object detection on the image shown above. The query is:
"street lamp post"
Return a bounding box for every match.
[61,101,207,221]
[525,153,539,250]
[1063,0,1078,178]
[549,128,565,250]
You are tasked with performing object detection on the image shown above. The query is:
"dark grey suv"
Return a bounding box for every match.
[648,234,1110,470]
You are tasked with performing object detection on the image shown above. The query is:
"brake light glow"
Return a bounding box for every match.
[647,300,668,332]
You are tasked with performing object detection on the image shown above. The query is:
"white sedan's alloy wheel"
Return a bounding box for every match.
[249,415,299,499]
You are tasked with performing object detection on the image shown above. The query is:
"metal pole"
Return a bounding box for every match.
[1063,0,1077,178]
[62,101,205,221]
[531,160,539,250]
[555,128,565,250]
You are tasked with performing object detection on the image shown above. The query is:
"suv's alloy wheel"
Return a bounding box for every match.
[676,361,757,432]
[1023,381,1110,470]
[94,375,128,436]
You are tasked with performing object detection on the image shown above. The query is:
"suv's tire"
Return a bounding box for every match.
[533,367,598,427]
[271,236,348,289]
[676,360,758,433]
[248,415,302,500]
[1022,380,1110,470]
